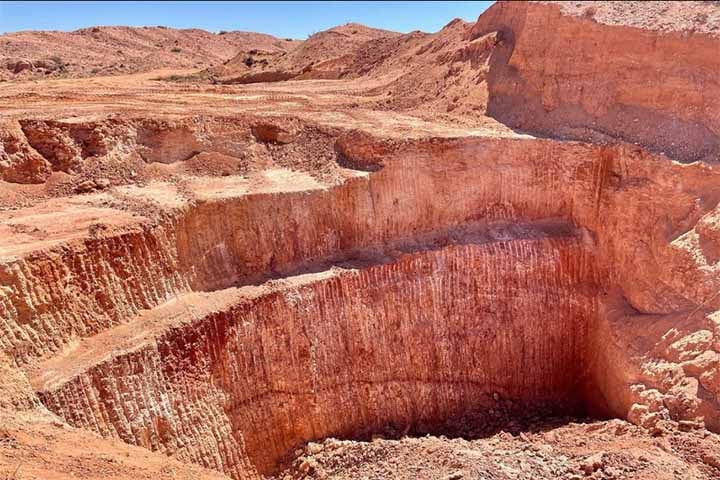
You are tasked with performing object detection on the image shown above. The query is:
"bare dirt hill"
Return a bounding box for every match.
[192,18,493,123]
[206,23,401,83]
[0,26,298,80]
[188,0,720,145]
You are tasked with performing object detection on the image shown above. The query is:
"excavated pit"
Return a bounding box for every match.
[31,220,601,478]
[2,3,720,478]
[4,125,720,479]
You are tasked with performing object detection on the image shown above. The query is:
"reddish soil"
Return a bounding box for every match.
[1,1,720,480]
[0,26,298,80]
[204,23,400,84]
[280,419,720,480]
[549,0,720,35]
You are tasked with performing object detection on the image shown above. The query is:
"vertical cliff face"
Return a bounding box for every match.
[35,227,598,478]
[2,136,591,364]
[3,123,720,479]
[469,1,720,162]
[0,221,190,363]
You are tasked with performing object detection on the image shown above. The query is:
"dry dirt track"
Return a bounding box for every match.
[0,68,511,135]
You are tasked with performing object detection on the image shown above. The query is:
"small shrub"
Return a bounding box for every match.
[170,47,182,53]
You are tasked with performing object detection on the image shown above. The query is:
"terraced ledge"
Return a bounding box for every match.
[3,131,720,478]
[28,221,598,478]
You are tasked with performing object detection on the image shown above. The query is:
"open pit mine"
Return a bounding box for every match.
[1,1,720,479]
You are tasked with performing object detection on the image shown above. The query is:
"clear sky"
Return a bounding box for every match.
[0,1,494,37]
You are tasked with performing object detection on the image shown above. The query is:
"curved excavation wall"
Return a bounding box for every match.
[4,137,599,363]
[36,231,597,478]
[3,133,720,478]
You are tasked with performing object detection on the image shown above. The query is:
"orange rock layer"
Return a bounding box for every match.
[0,130,717,477]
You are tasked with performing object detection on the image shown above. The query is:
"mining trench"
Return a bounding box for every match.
[32,220,600,479]
[5,133,720,478]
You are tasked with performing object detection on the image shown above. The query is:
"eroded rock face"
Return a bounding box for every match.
[469,1,720,162]
[37,229,597,478]
[0,129,716,478]
[2,2,720,480]
[0,116,339,186]
[0,124,53,184]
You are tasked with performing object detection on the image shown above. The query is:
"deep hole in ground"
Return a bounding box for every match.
[29,216,605,478]
[4,126,719,480]
[2,2,720,478]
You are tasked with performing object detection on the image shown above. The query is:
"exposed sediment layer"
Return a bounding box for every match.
[2,131,720,478]
[33,224,597,478]
[5,135,720,362]
[470,1,720,162]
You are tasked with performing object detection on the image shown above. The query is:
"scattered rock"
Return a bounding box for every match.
[307,442,323,455]
[94,178,111,190]
[75,180,96,193]
[702,452,720,470]
[251,122,297,144]
[7,59,34,74]
[580,453,604,475]
[298,457,318,474]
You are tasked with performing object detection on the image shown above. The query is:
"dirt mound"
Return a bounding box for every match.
[0,26,297,80]
[341,18,496,121]
[206,23,400,83]
[282,420,720,480]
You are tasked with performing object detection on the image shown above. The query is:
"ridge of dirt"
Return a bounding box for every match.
[201,23,402,84]
[0,26,299,80]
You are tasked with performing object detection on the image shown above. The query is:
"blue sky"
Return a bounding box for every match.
[0,1,494,37]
